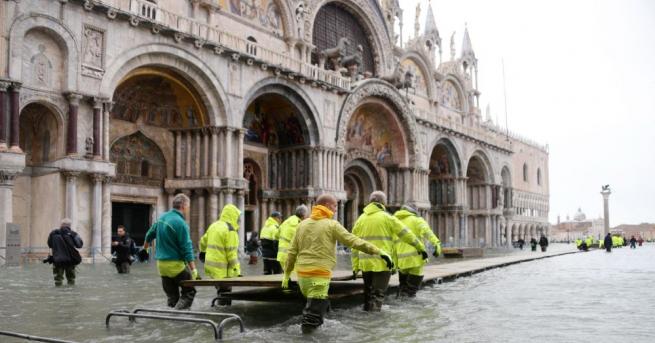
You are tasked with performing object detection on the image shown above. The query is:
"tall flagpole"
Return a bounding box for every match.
[502,58,509,141]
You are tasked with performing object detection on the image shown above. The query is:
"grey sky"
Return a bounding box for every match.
[402,0,655,226]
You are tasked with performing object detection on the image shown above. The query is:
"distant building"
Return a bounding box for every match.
[550,208,603,241]
[611,224,655,240]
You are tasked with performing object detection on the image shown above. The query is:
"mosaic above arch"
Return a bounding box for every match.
[441,80,462,111]
[219,0,284,35]
[243,93,307,147]
[346,102,406,166]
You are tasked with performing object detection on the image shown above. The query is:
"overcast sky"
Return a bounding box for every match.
[402,0,655,226]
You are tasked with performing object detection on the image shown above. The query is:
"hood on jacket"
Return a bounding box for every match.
[363,202,385,215]
[264,217,280,227]
[393,209,416,220]
[220,204,241,230]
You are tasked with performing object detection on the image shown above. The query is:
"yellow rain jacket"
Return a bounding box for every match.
[351,203,425,273]
[199,204,241,279]
[285,205,382,276]
[393,209,441,271]
[612,236,619,247]
[260,217,280,240]
[585,236,593,248]
[277,215,302,267]
[575,239,582,248]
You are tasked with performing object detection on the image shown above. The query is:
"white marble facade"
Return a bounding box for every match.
[0,0,549,262]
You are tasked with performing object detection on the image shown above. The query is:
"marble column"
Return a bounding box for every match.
[218,190,226,212]
[64,171,80,230]
[185,132,192,177]
[224,189,234,205]
[103,101,111,159]
[208,189,219,223]
[236,190,245,252]
[174,131,182,177]
[101,176,112,255]
[237,129,245,180]
[203,131,209,176]
[0,81,9,150]
[195,189,206,239]
[92,98,102,159]
[194,132,201,177]
[8,84,21,152]
[166,189,176,209]
[90,173,103,257]
[66,93,82,155]
[210,130,218,177]
[224,128,234,178]
[0,171,18,261]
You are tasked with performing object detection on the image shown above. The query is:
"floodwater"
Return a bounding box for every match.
[1,244,654,342]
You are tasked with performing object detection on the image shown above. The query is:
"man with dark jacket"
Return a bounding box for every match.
[538,234,549,252]
[604,233,613,252]
[111,225,136,274]
[47,218,83,286]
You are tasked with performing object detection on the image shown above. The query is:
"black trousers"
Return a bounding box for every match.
[263,258,282,275]
[161,268,196,309]
[362,271,391,311]
[115,261,130,274]
[398,272,423,298]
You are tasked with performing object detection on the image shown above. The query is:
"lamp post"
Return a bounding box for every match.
[601,185,611,236]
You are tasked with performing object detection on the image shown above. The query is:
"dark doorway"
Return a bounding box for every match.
[112,202,151,246]
[244,210,254,242]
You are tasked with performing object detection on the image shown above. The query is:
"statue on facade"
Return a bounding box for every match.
[341,44,363,78]
[318,37,350,70]
[380,63,414,90]
[85,137,94,159]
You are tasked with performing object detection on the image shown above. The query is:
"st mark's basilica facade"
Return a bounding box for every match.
[0,0,549,260]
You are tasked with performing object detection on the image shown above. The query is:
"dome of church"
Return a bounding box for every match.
[573,207,586,221]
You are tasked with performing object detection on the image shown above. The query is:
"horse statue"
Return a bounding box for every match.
[380,63,415,90]
[319,37,350,70]
[340,44,363,78]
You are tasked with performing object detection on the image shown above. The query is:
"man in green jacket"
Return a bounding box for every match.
[282,194,392,334]
[352,191,427,311]
[393,205,441,297]
[144,193,199,310]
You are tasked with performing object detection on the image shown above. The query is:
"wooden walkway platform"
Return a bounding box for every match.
[182,249,579,303]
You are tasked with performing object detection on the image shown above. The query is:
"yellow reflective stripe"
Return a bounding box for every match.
[226,258,239,268]
[205,260,228,268]
[207,244,238,251]
[278,247,288,253]
[358,254,381,260]
[397,228,410,238]
[397,251,420,259]
[361,236,392,241]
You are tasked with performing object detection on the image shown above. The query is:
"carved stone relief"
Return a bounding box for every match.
[22,29,64,90]
[82,25,105,79]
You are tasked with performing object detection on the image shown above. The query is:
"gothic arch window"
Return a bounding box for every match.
[312,3,375,74]
[523,163,528,183]
[110,132,166,186]
[537,168,542,186]
[441,81,463,111]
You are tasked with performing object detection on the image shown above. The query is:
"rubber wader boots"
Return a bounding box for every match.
[215,286,232,306]
[301,298,330,334]
[403,274,423,297]
[363,271,391,312]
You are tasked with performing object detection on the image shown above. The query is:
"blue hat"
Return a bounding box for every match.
[271,211,282,218]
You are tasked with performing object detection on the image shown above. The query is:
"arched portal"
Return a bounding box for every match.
[243,158,263,238]
[19,102,62,165]
[109,66,210,246]
[242,87,316,235]
[428,139,462,246]
[466,154,491,247]
[343,159,381,229]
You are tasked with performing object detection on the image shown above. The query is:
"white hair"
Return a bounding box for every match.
[172,193,190,210]
[369,191,387,205]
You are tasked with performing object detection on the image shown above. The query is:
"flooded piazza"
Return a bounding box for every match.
[2,244,654,342]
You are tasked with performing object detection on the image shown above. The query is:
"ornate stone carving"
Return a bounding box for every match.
[82,26,104,68]
[318,37,349,70]
[0,170,19,186]
[31,44,52,87]
[337,80,419,166]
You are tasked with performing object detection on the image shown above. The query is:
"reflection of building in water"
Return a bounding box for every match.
[0,0,549,262]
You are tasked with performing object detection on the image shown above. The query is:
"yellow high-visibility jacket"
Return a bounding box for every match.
[277,215,302,265]
[260,217,280,240]
[199,204,241,279]
[351,203,425,272]
[393,209,441,270]
[284,217,381,275]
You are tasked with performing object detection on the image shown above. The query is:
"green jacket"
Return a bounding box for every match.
[144,209,194,262]
[393,209,441,270]
[200,204,241,279]
[352,203,425,272]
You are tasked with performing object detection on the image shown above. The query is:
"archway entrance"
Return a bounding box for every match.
[428,140,461,246]
[19,103,61,165]
[343,159,380,230]
[242,89,316,233]
[466,154,492,247]
[110,66,208,244]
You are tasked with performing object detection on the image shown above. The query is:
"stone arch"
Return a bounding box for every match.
[240,78,321,146]
[19,102,65,164]
[428,137,463,177]
[243,158,263,206]
[465,149,495,184]
[344,158,381,228]
[9,13,79,91]
[110,131,167,186]
[336,79,418,166]
[307,0,392,73]
[99,43,229,126]
[440,75,468,113]
[399,51,436,99]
